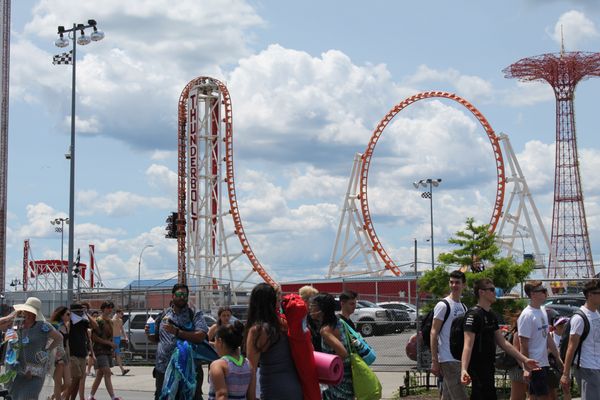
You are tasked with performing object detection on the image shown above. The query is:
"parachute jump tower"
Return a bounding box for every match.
[504,51,600,279]
[177,77,276,299]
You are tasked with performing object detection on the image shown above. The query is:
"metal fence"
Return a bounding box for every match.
[1,277,595,368]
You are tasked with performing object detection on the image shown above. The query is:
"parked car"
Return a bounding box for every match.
[334,298,395,337]
[123,311,217,355]
[544,294,585,308]
[545,304,579,318]
[377,301,417,328]
[229,304,249,323]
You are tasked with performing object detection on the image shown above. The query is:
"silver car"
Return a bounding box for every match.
[377,301,417,328]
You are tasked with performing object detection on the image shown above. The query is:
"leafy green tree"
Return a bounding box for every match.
[418,217,534,319]
[438,217,499,272]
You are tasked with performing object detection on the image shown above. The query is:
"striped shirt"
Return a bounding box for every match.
[208,355,252,400]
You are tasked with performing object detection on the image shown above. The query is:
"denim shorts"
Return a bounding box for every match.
[95,354,114,369]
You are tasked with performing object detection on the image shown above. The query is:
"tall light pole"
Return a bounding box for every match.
[138,245,154,290]
[51,217,69,305]
[414,178,442,270]
[54,20,104,302]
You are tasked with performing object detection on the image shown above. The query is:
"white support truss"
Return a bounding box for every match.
[328,153,385,278]
[495,133,550,269]
[187,83,239,309]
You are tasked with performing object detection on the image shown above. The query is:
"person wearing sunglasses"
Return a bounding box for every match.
[560,279,600,399]
[517,281,562,399]
[461,278,539,399]
[145,283,209,400]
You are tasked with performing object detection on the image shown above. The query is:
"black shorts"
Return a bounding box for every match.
[469,364,496,400]
[529,367,550,396]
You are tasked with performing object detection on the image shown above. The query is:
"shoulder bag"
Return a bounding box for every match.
[340,318,377,365]
[343,321,382,400]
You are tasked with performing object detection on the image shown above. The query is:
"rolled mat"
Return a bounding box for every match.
[313,351,343,386]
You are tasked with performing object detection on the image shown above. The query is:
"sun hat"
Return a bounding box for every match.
[13,297,45,321]
[553,316,569,327]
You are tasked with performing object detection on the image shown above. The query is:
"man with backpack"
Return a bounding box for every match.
[460,278,539,399]
[517,281,562,400]
[560,279,600,399]
[430,270,468,400]
[145,283,209,400]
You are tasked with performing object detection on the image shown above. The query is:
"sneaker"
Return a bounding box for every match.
[86,396,96,400]
[121,369,130,376]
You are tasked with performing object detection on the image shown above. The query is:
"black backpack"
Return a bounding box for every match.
[559,309,589,367]
[420,299,450,349]
[494,327,518,370]
[450,306,483,361]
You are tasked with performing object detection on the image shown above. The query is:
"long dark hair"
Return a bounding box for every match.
[311,293,338,329]
[50,306,69,324]
[244,283,281,352]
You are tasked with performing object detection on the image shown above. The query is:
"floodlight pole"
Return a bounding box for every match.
[415,178,442,270]
[56,20,102,303]
[66,23,77,304]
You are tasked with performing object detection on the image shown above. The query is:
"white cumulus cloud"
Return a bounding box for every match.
[549,10,599,50]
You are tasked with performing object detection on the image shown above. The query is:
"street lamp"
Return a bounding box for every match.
[54,20,104,302]
[9,278,22,292]
[413,178,442,270]
[138,245,154,290]
[51,217,69,304]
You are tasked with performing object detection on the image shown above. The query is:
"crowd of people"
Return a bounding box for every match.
[429,271,600,400]
[143,282,368,399]
[0,298,134,400]
[2,275,599,399]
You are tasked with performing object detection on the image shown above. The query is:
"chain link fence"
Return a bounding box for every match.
[1,277,594,368]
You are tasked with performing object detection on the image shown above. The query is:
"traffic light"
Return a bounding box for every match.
[165,212,178,239]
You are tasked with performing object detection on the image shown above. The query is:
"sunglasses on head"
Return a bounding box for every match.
[174,292,188,298]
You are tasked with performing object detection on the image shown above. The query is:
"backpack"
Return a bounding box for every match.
[559,309,589,367]
[450,306,483,361]
[420,299,450,349]
[494,327,518,370]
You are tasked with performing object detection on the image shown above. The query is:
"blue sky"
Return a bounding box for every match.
[5,0,600,290]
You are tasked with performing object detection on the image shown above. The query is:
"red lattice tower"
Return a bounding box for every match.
[504,52,600,279]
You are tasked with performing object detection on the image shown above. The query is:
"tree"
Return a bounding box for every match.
[438,217,499,272]
[419,217,534,318]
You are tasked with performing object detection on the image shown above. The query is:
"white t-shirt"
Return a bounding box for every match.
[433,296,466,362]
[517,305,550,367]
[570,305,600,369]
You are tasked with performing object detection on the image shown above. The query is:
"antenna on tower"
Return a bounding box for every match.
[560,25,565,57]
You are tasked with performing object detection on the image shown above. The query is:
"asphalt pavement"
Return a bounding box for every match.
[35,366,585,400]
[38,365,406,399]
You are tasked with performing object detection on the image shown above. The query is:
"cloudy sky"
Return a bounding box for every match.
[5,0,600,290]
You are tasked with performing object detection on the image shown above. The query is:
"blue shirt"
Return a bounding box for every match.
[155,306,209,373]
